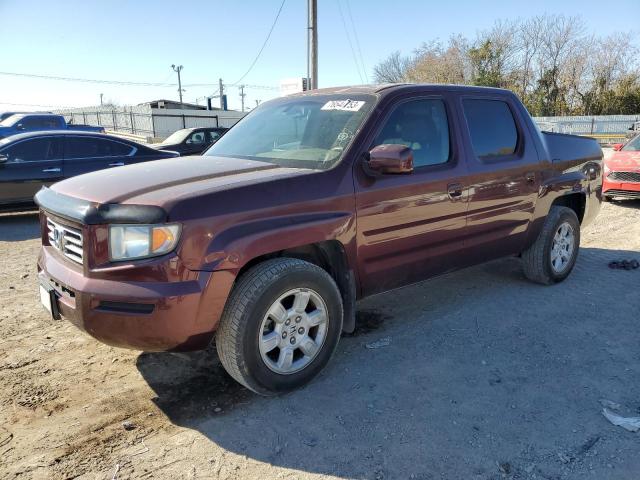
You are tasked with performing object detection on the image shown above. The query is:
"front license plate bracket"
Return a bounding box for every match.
[39,282,61,320]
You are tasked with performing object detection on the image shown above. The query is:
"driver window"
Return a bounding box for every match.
[187,132,206,144]
[373,99,450,167]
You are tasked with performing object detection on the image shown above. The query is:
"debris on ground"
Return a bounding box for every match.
[557,452,573,464]
[602,408,640,432]
[365,337,392,349]
[121,421,136,431]
[608,259,639,270]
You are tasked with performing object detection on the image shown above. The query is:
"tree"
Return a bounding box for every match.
[371,14,640,116]
[373,51,410,83]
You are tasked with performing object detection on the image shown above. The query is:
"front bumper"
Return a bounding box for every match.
[603,176,640,198]
[37,246,235,352]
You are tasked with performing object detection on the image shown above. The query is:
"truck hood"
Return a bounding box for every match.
[606,151,640,170]
[51,155,312,206]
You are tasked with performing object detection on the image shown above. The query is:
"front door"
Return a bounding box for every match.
[0,136,64,205]
[355,95,470,296]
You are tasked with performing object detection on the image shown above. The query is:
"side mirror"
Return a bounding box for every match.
[367,144,414,174]
[16,124,25,131]
[0,154,8,164]
[612,143,624,151]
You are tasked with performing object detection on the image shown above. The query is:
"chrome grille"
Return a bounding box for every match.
[46,218,83,264]
[608,171,640,183]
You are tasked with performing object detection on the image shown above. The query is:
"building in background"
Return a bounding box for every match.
[54,102,246,142]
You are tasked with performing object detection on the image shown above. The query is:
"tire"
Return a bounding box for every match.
[521,206,581,285]
[216,258,343,395]
[603,195,611,203]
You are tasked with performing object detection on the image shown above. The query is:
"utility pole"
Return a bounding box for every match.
[239,85,246,112]
[307,0,318,90]
[99,93,104,106]
[219,78,224,109]
[171,64,184,107]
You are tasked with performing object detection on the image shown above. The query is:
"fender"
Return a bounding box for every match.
[199,211,357,272]
[524,167,590,249]
[194,211,359,333]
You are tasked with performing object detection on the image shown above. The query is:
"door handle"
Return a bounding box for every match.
[108,162,125,167]
[42,168,61,173]
[525,172,536,184]
[447,183,464,201]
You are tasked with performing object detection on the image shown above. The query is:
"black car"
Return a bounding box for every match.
[0,131,178,210]
[151,127,228,156]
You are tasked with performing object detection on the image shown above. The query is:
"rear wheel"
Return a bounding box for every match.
[216,258,343,395]
[521,206,580,285]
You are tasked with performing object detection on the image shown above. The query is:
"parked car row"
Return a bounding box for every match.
[0,112,230,209]
[0,131,178,210]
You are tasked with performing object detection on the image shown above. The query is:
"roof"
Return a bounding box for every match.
[289,83,513,97]
[138,99,220,110]
[0,130,134,143]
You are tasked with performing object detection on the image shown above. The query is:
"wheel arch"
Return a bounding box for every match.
[550,192,586,224]
[234,240,357,333]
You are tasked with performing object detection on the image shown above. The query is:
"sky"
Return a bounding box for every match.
[0,0,638,112]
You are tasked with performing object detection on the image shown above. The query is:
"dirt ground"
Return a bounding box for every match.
[1,196,640,479]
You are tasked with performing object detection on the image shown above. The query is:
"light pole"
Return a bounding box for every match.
[171,64,184,107]
[99,93,104,106]
[307,0,318,90]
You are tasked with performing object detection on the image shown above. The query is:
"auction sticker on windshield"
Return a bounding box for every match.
[321,100,365,111]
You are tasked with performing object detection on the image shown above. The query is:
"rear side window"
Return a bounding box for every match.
[21,116,61,129]
[1,138,62,162]
[463,99,518,159]
[208,130,222,142]
[65,137,133,159]
[373,99,450,167]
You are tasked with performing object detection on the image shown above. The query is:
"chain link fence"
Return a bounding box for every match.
[533,114,640,144]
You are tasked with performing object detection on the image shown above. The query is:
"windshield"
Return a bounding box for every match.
[622,135,640,152]
[162,129,190,144]
[0,114,23,127]
[205,94,376,169]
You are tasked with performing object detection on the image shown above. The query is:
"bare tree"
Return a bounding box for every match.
[371,14,640,115]
[406,36,471,84]
[372,51,410,83]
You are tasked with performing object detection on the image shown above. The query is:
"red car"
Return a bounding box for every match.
[604,135,640,200]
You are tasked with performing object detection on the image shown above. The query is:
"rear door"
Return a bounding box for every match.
[458,96,542,263]
[354,94,470,296]
[63,136,136,178]
[0,136,63,205]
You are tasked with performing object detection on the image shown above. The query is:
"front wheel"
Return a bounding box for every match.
[521,206,581,285]
[216,258,343,395]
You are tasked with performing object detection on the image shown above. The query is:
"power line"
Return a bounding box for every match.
[0,71,175,87]
[228,0,286,86]
[0,100,75,109]
[336,0,364,83]
[0,70,280,93]
[344,0,369,83]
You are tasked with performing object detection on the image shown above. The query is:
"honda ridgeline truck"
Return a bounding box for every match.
[35,85,602,395]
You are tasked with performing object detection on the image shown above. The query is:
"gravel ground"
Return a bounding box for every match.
[1,197,639,479]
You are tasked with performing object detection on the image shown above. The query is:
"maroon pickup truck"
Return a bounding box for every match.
[35,84,602,395]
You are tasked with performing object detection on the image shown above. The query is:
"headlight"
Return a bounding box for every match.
[603,163,611,174]
[109,224,181,261]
